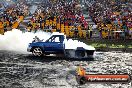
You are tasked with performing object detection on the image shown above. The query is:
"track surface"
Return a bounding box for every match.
[0,50,132,88]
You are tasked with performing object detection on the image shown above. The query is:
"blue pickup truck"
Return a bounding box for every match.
[27,33,95,59]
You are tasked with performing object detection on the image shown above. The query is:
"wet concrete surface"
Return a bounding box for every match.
[0,50,132,88]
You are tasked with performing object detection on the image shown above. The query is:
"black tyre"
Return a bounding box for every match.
[76,50,85,58]
[79,77,87,85]
[32,47,43,56]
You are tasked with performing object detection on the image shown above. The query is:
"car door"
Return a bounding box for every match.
[44,35,64,52]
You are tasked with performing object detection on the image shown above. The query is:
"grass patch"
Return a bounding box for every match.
[81,39,132,49]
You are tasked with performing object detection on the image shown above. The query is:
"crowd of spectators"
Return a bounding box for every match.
[89,0,132,39]
[0,0,131,40]
[27,0,88,38]
[0,2,28,35]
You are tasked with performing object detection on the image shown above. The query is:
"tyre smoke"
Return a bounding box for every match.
[0,29,51,54]
[64,39,95,50]
[0,29,95,54]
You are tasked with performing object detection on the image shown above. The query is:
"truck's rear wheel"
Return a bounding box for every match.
[32,47,43,56]
[76,50,85,58]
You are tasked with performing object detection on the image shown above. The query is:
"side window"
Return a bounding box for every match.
[47,36,61,43]
[46,37,54,42]
[53,36,60,42]
[48,38,52,42]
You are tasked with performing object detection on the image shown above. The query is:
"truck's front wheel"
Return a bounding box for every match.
[32,47,43,56]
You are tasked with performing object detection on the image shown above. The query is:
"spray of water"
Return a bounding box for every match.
[0,29,95,54]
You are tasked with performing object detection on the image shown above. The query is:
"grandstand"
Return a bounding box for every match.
[0,0,131,39]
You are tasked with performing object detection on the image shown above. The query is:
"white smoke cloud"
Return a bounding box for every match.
[0,29,51,54]
[51,32,95,50]
[64,39,95,50]
[0,29,95,54]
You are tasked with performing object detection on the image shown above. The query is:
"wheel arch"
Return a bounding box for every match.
[31,46,44,52]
